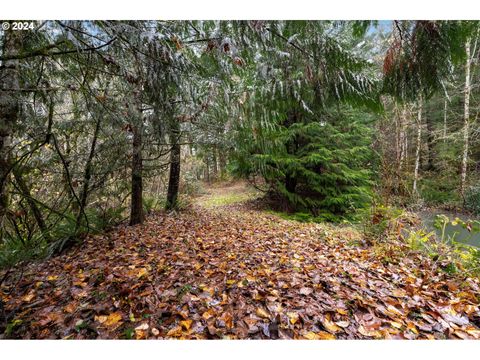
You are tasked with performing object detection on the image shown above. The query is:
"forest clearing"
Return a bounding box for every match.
[2,19,480,341]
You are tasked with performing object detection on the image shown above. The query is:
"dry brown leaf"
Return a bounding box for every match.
[22,293,35,302]
[335,320,350,328]
[135,323,149,331]
[299,287,313,296]
[166,325,183,337]
[202,309,215,320]
[317,331,336,340]
[256,307,270,319]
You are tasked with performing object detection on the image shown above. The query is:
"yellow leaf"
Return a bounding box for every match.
[251,290,263,301]
[137,268,148,278]
[390,321,403,329]
[22,293,35,302]
[322,319,342,333]
[304,332,320,340]
[358,325,381,338]
[95,315,107,323]
[166,325,183,337]
[386,305,403,317]
[287,312,299,325]
[135,330,147,340]
[317,331,336,340]
[465,326,480,339]
[336,308,348,315]
[104,312,122,327]
[256,307,270,319]
[293,253,304,260]
[47,275,58,281]
[406,321,418,334]
[202,309,215,320]
[226,279,236,285]
[180,319,193,330]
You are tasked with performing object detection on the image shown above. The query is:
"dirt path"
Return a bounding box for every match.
[1,183,480,339]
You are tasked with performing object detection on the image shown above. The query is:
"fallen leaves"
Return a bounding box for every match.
[166,326,183,337]
[299,287,313,296]
[335,320,350,328]
[202,309,215,320]
[63,303,76,314]
[22,292,35,302]
[304,331,336,340]
[218,312,234,329]
[256,308,270,319]
[135,323,149,331]
[322,314,342,333]
[287,312,299,325]
[1,184,480,339]
[95,312,123,328]
[180,319,193,331]
[136,268,148,278]
[358,325,381,338]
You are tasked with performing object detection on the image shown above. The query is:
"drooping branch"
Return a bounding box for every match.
[0,37,116,62]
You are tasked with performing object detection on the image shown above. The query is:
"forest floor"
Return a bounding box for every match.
[1,182,480,339]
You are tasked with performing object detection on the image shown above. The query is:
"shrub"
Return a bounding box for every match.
[464,185,480,215]
[362,205,406,242]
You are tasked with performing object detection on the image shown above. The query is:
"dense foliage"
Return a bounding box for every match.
[1,20,480,265]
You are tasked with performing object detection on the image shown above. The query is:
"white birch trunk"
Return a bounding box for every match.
[399,105,407,172]
[443,98,448,142]
[461,39,472,196]
[413,98,422,195]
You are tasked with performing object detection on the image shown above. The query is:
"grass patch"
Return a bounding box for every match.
[200,190,260,208]
[264,210,345,223]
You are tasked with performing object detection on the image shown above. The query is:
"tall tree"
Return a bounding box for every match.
[460,38,472,196]
[0,25,23,235]
[166,118,181,210]
[413,98,423,195]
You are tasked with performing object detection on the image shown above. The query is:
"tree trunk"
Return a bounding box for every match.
[129,123,144,225]
[212,146,218,180]
[12,166,51,242]
[394,103,401,193]
[285,174,297,194]
[461,39,472,197]
[398,105,408,173]
[413,98,422,195]
[425,112,435,171]
[443,98,448,142]
[166,120,181,210]
[76,113,102,231]
[205,157,210,183]
[0,26,23,233]
[219,149,226,178]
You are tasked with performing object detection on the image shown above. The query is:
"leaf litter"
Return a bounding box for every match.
[1,186,480,339]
